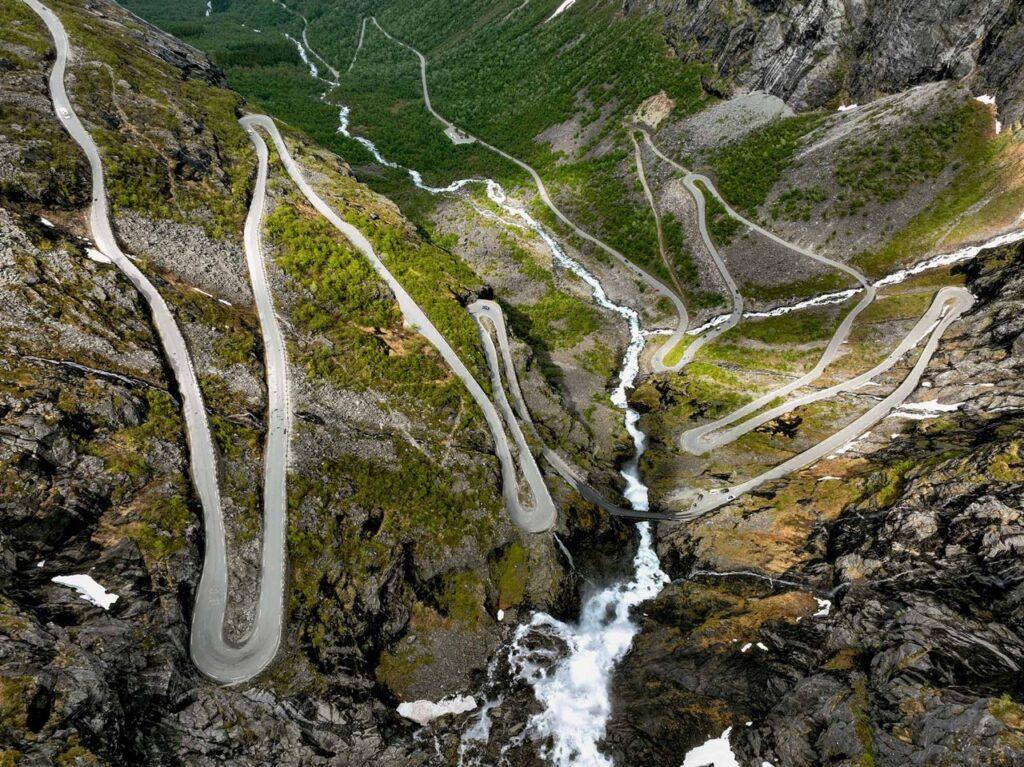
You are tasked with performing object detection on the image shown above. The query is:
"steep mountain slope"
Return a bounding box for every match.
[607,240,1024,766]
[0,0,609,763]
[627,0,1024,122]
[3,0,1024,765]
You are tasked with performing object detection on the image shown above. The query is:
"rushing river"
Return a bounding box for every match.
[285,22,668,765]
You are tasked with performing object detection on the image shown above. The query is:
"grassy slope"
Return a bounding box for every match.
[124,0,712,289]
[35,0,523,690]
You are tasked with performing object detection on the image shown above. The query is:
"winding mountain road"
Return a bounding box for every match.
[26,0,291,684]
[630,133,688,317]
[638,131,892,455]
[469,300,677,521]
[365,16,980,522]
[368,17,690,371]
[676,286,974,520]
[244,115,557,534]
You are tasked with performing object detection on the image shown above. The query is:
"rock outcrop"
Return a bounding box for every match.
[625,0,1024,121]
[605,240,1024,765]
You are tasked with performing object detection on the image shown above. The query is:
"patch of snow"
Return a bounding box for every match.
[397,695,477,726]
[497,609,504,621]
[547,0,577,21]
[833,431,872,457]
[889,398,963,420]
[51,574,118,609]
[740,643,752,653]
[39,216,54,227]
[681,728,741,767]
[813,598,831,618]
[86,247,111,264]
[975,94,996,106]
[837,103,858,112]
[192,287,213,298]
[37,560,45,568]
[756,642,768,651]
[218,299,232,307]
[205,0,212,17]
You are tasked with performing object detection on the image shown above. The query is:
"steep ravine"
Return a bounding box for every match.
[276,22,679,763]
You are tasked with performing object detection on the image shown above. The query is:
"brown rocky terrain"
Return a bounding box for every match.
[605,240,1024,766]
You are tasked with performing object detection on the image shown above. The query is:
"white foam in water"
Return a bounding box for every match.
[506,523,668,766]
[274,12,722,764]
[285,33,318,79]
[282,13,1024,764]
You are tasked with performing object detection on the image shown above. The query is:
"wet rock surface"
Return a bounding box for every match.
[605,242,1024,765]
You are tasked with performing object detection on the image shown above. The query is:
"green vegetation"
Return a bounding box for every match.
[661,336,693,368]
[730,305,845,346]
[663,212,724,308]
[855,102,1022,277]
[578,341,618,380]
[124,0,712,276]
[857,291,934,324]
[850,676,877,767]
[0,5,85,208]
[770,185,827,222]
[546,149,669,284]
[867,458,917,509]
[286,442,501,661]
[491,543,528,609]
[0,675,29,738]
[371,0,710,166]
[991,693,1024,730]
[439,570,487,626]
[699,337,823,375]
[708,113,823,215]
[834,100,983,214]
[741,271,851,302]
[57,0,253,237]
[507,287,600,350]
[699,183,742,245]
[75,389,196,560]
[266,200,473,417]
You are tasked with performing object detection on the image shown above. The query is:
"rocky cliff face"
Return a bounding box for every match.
[0,1,603,763]
[605,240,1024,765]
[625,0,1024,121]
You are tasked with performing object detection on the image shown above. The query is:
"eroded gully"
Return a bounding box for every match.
[274,9,669,764]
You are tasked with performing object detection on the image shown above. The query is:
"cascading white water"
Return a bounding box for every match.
[287,22,668,765]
